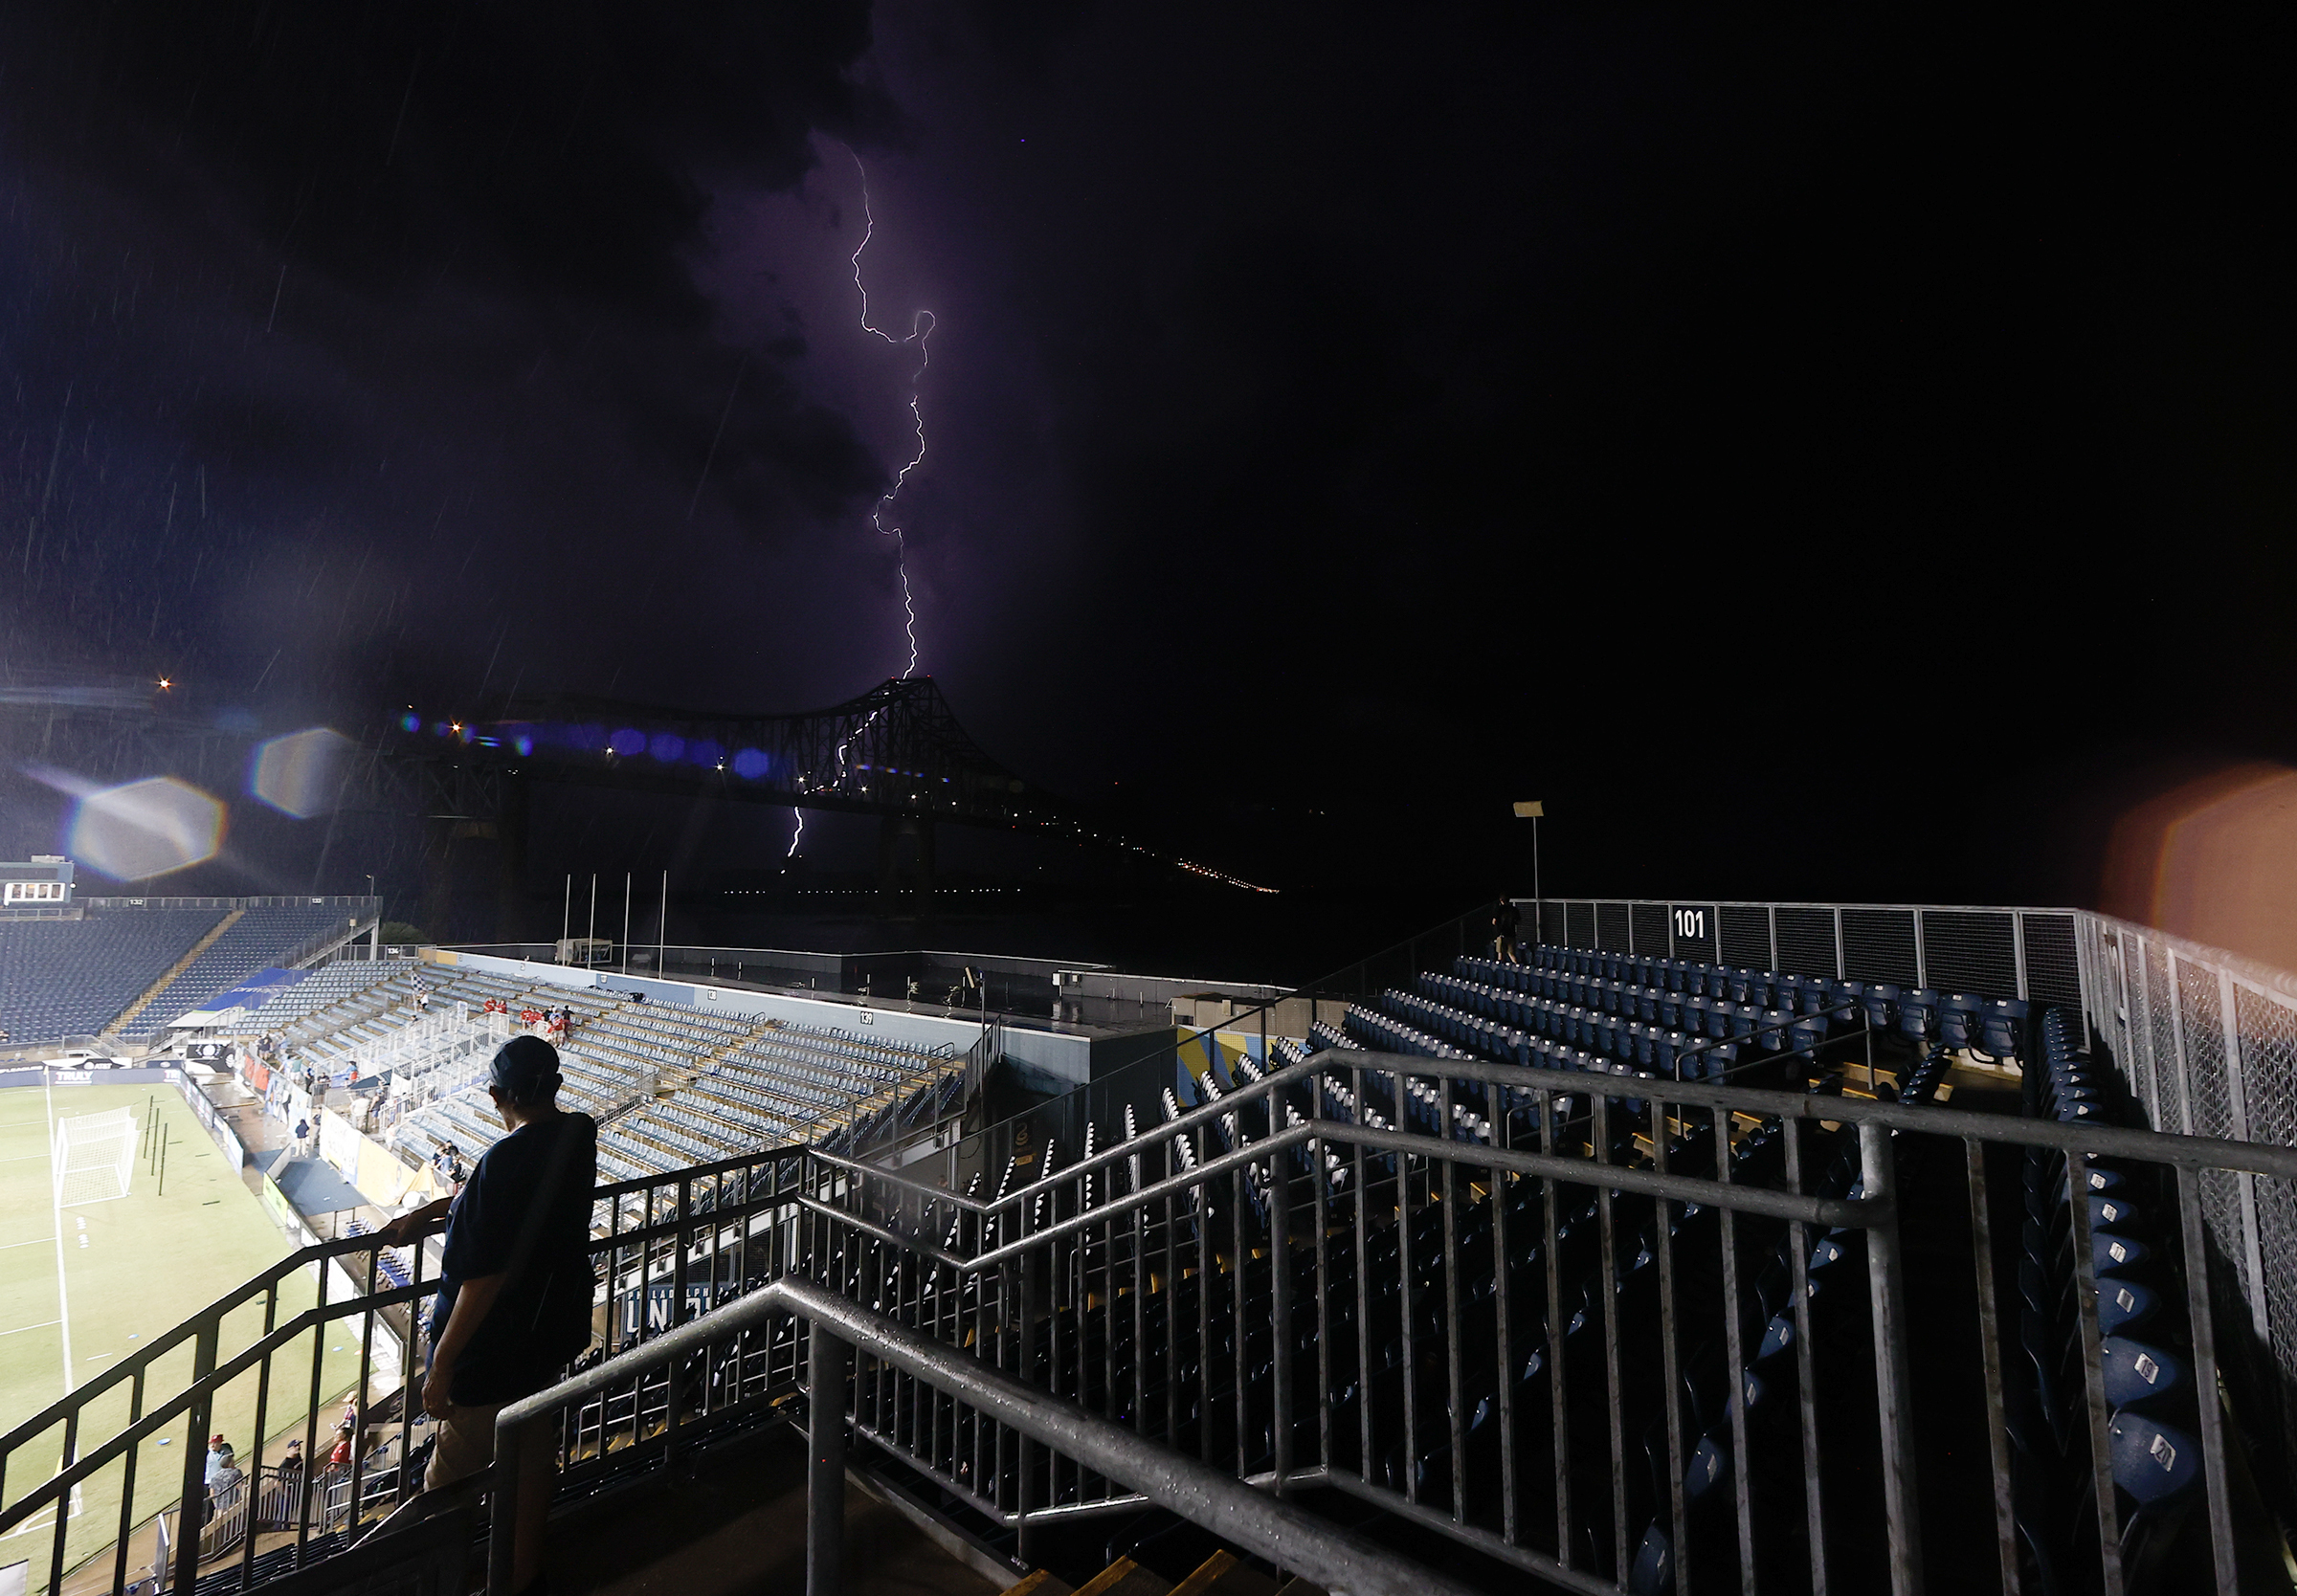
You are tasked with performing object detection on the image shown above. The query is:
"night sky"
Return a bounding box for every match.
[1,3,2293,950]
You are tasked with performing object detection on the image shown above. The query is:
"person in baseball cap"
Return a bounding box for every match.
[486,1033,562,1108]
[372,1030,594,1594]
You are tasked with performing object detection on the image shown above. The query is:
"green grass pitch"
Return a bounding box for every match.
[1,1081,368,1594]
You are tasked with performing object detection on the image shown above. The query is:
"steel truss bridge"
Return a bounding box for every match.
[1,676,1270,925]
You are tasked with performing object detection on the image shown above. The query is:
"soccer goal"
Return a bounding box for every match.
[53,1106,137,1208]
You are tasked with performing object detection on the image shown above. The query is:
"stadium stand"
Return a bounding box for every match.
[379,981,966,1183]
[221,959,415,1029]
[906,940,2064,1590]
[120,905,367,1040]
[13,903,2280,1596]
[0,906,225,1043]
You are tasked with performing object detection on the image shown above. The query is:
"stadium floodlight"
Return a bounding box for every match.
[1513,800,1545,943]
[54,1107,137,1208]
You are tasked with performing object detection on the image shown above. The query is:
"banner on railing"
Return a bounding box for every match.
[617,1282,715,1338]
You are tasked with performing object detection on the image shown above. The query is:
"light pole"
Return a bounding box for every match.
[365,875,380,958]
[1512,800,1544,946]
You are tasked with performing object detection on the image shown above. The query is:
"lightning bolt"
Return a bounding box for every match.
[789,147,936,864]
[850,146,933,680]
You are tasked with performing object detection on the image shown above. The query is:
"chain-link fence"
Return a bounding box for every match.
[2081,912,2297,1475]
[1527,896,2297,1479]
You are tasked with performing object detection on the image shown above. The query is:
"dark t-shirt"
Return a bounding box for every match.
[429,1113,598,1405]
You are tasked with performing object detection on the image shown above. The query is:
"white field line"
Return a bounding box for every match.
[44,1075,76,1393]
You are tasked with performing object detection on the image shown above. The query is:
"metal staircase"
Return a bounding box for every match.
[5,1017,2292,1596]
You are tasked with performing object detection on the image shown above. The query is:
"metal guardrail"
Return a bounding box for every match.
[11,987,2293,1594]
[490,1275,1486,1596]
[802,1044,2293,1596]
[0,1146,805,1596]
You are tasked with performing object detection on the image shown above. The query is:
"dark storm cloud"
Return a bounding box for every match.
[0,0,896,723]
[866,1,2297,907]
[4,0,2294,918]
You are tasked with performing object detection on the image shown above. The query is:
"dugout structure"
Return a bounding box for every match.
[53,1105,136,1207]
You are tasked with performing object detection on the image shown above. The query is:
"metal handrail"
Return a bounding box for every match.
[490,1276,1485,1596]
[810,1044,2297,1232]
[14,1023,2288,1596]
[0,1144,810,1596]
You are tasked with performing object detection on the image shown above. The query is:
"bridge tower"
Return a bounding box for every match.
[877,814,935,914]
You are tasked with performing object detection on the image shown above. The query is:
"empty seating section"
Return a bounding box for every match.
[0,908,226,1042]
[225,962,413,1030]
[381,986,966,1184]
[896,946,2086,1592]
[1329,943,2032,1107]
[120,906,363,1040]
[2000,1009,2203,1591]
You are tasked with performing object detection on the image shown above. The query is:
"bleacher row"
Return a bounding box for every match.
[0,904,365,1047]
[0,908,226,1041]
[1410,946,2034,1084]
[224,961,420,1030]
[366,974,964,1185]
[121,905,359,1040]
[881,1006,1918,1584]
[2005,1009,2203,1592]
[884,941,2208,1594]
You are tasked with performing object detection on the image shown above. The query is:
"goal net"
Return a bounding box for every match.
[54,1107,137,1208]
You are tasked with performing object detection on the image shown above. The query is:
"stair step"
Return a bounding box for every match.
[1073,1556,1172,1596]
[1002,1571,1077,1596]
[1171,1551,1281,1596]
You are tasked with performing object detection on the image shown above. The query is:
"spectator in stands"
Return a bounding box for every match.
[326,1423,353,1469]
[204,1435,232,1509]
[373,1034,597,1596]
[1492,898,1522,964]
[212,1451,246,1512]
[294,1117,311,1158]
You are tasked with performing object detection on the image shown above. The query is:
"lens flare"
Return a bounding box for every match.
[2102,762,2297,972]
[69,777,226,879]
[250,726,356,818]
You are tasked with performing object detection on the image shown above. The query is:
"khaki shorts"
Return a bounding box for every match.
[424,1402,505,1492]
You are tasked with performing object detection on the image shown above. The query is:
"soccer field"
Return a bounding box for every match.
[0,1081,368,1594]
